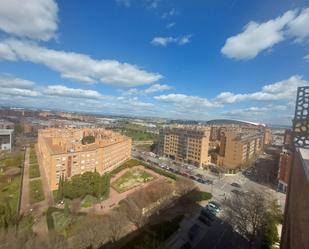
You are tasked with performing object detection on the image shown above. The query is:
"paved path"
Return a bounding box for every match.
[20,146,30,215]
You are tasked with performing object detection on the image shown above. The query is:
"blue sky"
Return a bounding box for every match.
[0,0,309,124]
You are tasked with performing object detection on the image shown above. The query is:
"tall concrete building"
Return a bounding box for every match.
[38,128,132,191]
[158,125,210,167]
[217,130,263,173]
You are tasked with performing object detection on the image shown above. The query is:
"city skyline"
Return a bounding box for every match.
[0,0,309,124]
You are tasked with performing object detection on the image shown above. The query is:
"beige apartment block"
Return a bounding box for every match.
[38,128,132,191]
[158,125,210,167]
[217,130,263,173]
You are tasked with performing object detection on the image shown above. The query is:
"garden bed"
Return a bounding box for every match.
[112,168,155,193]
[29,179,44,204]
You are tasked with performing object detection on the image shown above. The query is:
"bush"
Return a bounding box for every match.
[81,136,95,145]
[144,164,177,180]
[188,190,212,202]
[57,171,110,201]
[29,179,44,204]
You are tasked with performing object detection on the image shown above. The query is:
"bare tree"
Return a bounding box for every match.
[108,209,127,243]
[71,215,110,249]
[223,189,278,249]
[121,197,146,228]
[175,177,195,196]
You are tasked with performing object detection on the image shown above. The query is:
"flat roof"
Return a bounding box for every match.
[0,129,14,135]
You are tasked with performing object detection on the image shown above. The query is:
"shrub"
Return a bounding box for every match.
[188,190,212,202]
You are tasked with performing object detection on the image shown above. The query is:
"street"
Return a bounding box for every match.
[133,149,286,249]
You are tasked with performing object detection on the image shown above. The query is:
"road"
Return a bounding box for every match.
[133,148,286,249]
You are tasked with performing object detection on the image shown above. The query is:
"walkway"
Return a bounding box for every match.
[19,146,30,215]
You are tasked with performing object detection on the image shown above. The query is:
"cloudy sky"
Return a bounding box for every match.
[0,0,308,124]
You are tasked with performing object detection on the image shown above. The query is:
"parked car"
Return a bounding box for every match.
[231,189,244,195]
[200,208,215,221]
[208,201,221,210]
[231,182,241,188]
[206,204,219,215]
[198,215,212,226]
[188,224,200,240]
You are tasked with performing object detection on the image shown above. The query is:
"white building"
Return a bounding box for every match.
[0,129,14,151]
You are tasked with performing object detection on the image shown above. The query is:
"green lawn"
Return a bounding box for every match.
[112,168,154,193]
[29,163,40,178]
[29,179,44,204]
[52,211,72,233]
[0,175,21,215]
[81,194,98,208]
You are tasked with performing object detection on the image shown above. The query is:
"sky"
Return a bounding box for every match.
[0,0,309,125]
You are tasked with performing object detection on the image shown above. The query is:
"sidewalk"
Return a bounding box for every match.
[20,146,30,215]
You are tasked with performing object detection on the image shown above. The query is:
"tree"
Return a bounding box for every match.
[175,177,195,196]
[64,200,70,217]
[108,209,127,243]
[121,197,146,228]
[223,189,281,249]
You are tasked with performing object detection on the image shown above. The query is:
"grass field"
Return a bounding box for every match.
[0,175,21,215]
[29,179,44,204]
[29,163,40,178]
[81,194,98,208]
[112,168,155,193]
[52,211,72,233]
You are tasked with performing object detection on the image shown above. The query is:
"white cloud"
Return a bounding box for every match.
[154,93,219,108]
[304,54,309,62]
[0,39,162,87]
[166,22,176,29]
[151,37,178,46]
[116,0,131,7]
[124,83,171,95]
[0,75,35,89]
[151,34,192,46]
[162,8,177,19]
[287,8,309,42]
[221,10,296,59]
[178,34,193,45]
[0,0,58,41]
[44,85,102,99]
[215,75,308,103]
[1,88,40,97]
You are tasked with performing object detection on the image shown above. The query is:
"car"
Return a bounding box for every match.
[231,182,241,188]
[205,204,219,215]
[188,224,200,240]
[198,215,212,226]
[189,175,197,181]
[208,201,221,210]
[231,189,244,195]
[180,242,191,249]
[200,208,215,221]
[197,178,204,183]
[196,174,203,178]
